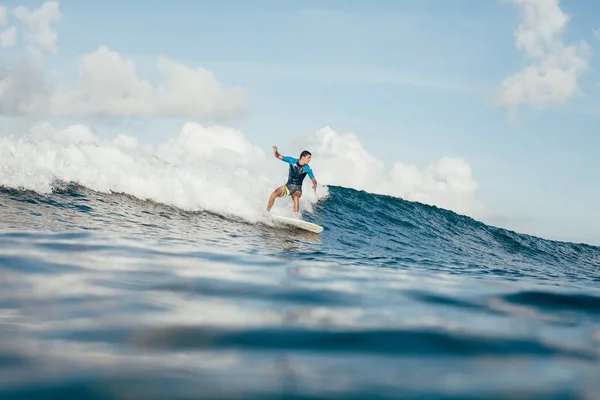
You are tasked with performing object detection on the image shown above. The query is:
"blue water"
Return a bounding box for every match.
[1,184,600,399]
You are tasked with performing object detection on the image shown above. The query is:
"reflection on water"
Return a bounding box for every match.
[260,229,322,257]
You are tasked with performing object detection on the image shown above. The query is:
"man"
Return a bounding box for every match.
[266,146,317,217]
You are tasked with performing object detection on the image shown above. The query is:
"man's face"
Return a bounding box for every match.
[302,154,311,164]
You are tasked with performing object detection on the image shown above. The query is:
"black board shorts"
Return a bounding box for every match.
[282,184,302,197]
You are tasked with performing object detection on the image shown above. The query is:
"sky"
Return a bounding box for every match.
[1,0,600,245]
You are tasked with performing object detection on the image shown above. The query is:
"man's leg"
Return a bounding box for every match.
[266,186,285,211]
[292,191,302,214]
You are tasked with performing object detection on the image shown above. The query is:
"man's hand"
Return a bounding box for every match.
[272,145,282,160]
[312,179,318,192]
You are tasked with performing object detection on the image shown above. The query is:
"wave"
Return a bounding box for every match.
[0,122,327,223]
[1,122,599,285]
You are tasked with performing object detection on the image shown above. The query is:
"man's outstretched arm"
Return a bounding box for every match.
[272,146,296,164]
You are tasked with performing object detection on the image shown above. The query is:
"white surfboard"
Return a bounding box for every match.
[270,215,324,234]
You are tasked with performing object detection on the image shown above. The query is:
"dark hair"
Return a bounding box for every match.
[300,150,311,158]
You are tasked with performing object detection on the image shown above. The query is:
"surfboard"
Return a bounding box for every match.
[269,215,324,234]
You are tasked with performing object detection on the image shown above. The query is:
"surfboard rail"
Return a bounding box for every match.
[269,215,324,234]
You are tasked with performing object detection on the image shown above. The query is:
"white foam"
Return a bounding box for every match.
[0,120,487,224]
[0,122,326,223]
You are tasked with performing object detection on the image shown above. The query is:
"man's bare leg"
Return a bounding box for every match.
[266,187,284,211]
[293,192,302,216]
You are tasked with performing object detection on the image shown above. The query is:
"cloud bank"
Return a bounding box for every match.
[0,2,248,120]
[0,6,8,28]
[497,0,590,113]
[290,127,484,217]
[0,25,17,48]
[0,123,485,220]
[0,5,17,48]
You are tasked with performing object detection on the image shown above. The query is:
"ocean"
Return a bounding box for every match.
[1,130,600,399]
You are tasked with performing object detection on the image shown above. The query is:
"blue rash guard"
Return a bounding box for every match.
[281,156,314,196]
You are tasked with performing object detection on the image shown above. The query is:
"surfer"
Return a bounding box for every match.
[266,146,318,217]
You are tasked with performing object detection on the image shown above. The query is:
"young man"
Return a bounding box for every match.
[266,145,317,217]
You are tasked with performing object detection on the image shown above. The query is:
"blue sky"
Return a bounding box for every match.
[2,0,600,245]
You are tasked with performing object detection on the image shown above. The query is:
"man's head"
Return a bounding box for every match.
[299,150,312,164]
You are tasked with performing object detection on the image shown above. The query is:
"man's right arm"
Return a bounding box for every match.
[272,145,283,160]
[272,146,295,164]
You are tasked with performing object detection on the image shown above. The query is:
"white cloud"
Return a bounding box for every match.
[0,5,17,48]
[594,29,600,40]
[509,0,569,57]
[0,26,17,48]
[0,46,248,119]
[1,2,246,120]
[14,1,61,53]
[29,121,98,144]
[0,6,8,26]
[290,127,387,190]
[0,1,248,119]
[290,126,485,217]
[113,134,140,150]
[389,157,480,215]
[0,57,47,114]
[157,122,264,166]
[497,0,590,112]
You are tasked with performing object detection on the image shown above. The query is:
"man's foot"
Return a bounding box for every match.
[293,212,300,219]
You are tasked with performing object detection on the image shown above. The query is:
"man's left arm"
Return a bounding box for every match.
[305,166,318,192]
